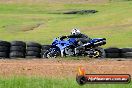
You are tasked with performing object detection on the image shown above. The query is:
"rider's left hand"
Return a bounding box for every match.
[60,36,67,40]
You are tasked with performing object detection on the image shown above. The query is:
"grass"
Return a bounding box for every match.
[0,1,132,48]
[0,76,131,88]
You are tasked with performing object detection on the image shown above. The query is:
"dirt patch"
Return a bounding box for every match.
[3,23,43,32]
[0,59,131,78]
[22,23,43,32]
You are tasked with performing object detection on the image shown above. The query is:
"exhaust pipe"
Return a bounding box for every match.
[93,38,106,47]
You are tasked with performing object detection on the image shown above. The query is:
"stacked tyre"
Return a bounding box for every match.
[26,42,41,58]
[0,41,10,58]
[105,47,121,58]
[41,45,51,58]
[120,48,132,58]
[10,41,26,58]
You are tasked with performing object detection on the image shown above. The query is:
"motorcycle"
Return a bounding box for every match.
[42,37,106,58]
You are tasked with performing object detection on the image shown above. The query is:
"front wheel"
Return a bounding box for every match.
[43,48,60,58]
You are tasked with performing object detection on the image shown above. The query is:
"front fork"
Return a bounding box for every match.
[61,50,64,57]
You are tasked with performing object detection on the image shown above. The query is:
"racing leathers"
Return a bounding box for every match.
[60,33,91,55]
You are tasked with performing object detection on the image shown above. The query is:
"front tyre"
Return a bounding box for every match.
[43,48,60,58]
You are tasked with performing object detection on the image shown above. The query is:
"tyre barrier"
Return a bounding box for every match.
[10,41,26,58]
[120,48,132,58]
[104,47,132,58]
[0,41,10,58]
[26,42,41,58]
[0,40,132,59]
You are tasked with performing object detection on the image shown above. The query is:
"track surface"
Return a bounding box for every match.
[0,59,131,77]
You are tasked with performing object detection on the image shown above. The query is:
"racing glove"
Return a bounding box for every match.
[60,36,67,40]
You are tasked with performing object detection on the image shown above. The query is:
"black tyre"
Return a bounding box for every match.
[0,46,10,52]
[120,48,132,53]
[0,52,9,58]
[42,45,51,50]
[26,51,40,58]
[105,47,120,53]
[11,41,26,47]
[93,47,106,58]
[106,53,120,58]
[10,46,26,52]
[26,56,41,58]
[10,51,25,58]
[26,47,41,53]
[0,41,10,47]
[27,42,41,48]
[121,52,132,58]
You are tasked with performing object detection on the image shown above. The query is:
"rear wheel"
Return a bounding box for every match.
[93,47,106,58]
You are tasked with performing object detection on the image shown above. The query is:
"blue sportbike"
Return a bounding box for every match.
[42,37,106,58]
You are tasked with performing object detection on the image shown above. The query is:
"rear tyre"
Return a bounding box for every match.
[93,47,106,58]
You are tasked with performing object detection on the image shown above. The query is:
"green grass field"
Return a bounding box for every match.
[0,76,131,88]
[0,0,131,47]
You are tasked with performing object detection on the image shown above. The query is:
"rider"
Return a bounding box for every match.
[60,28,91,55]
